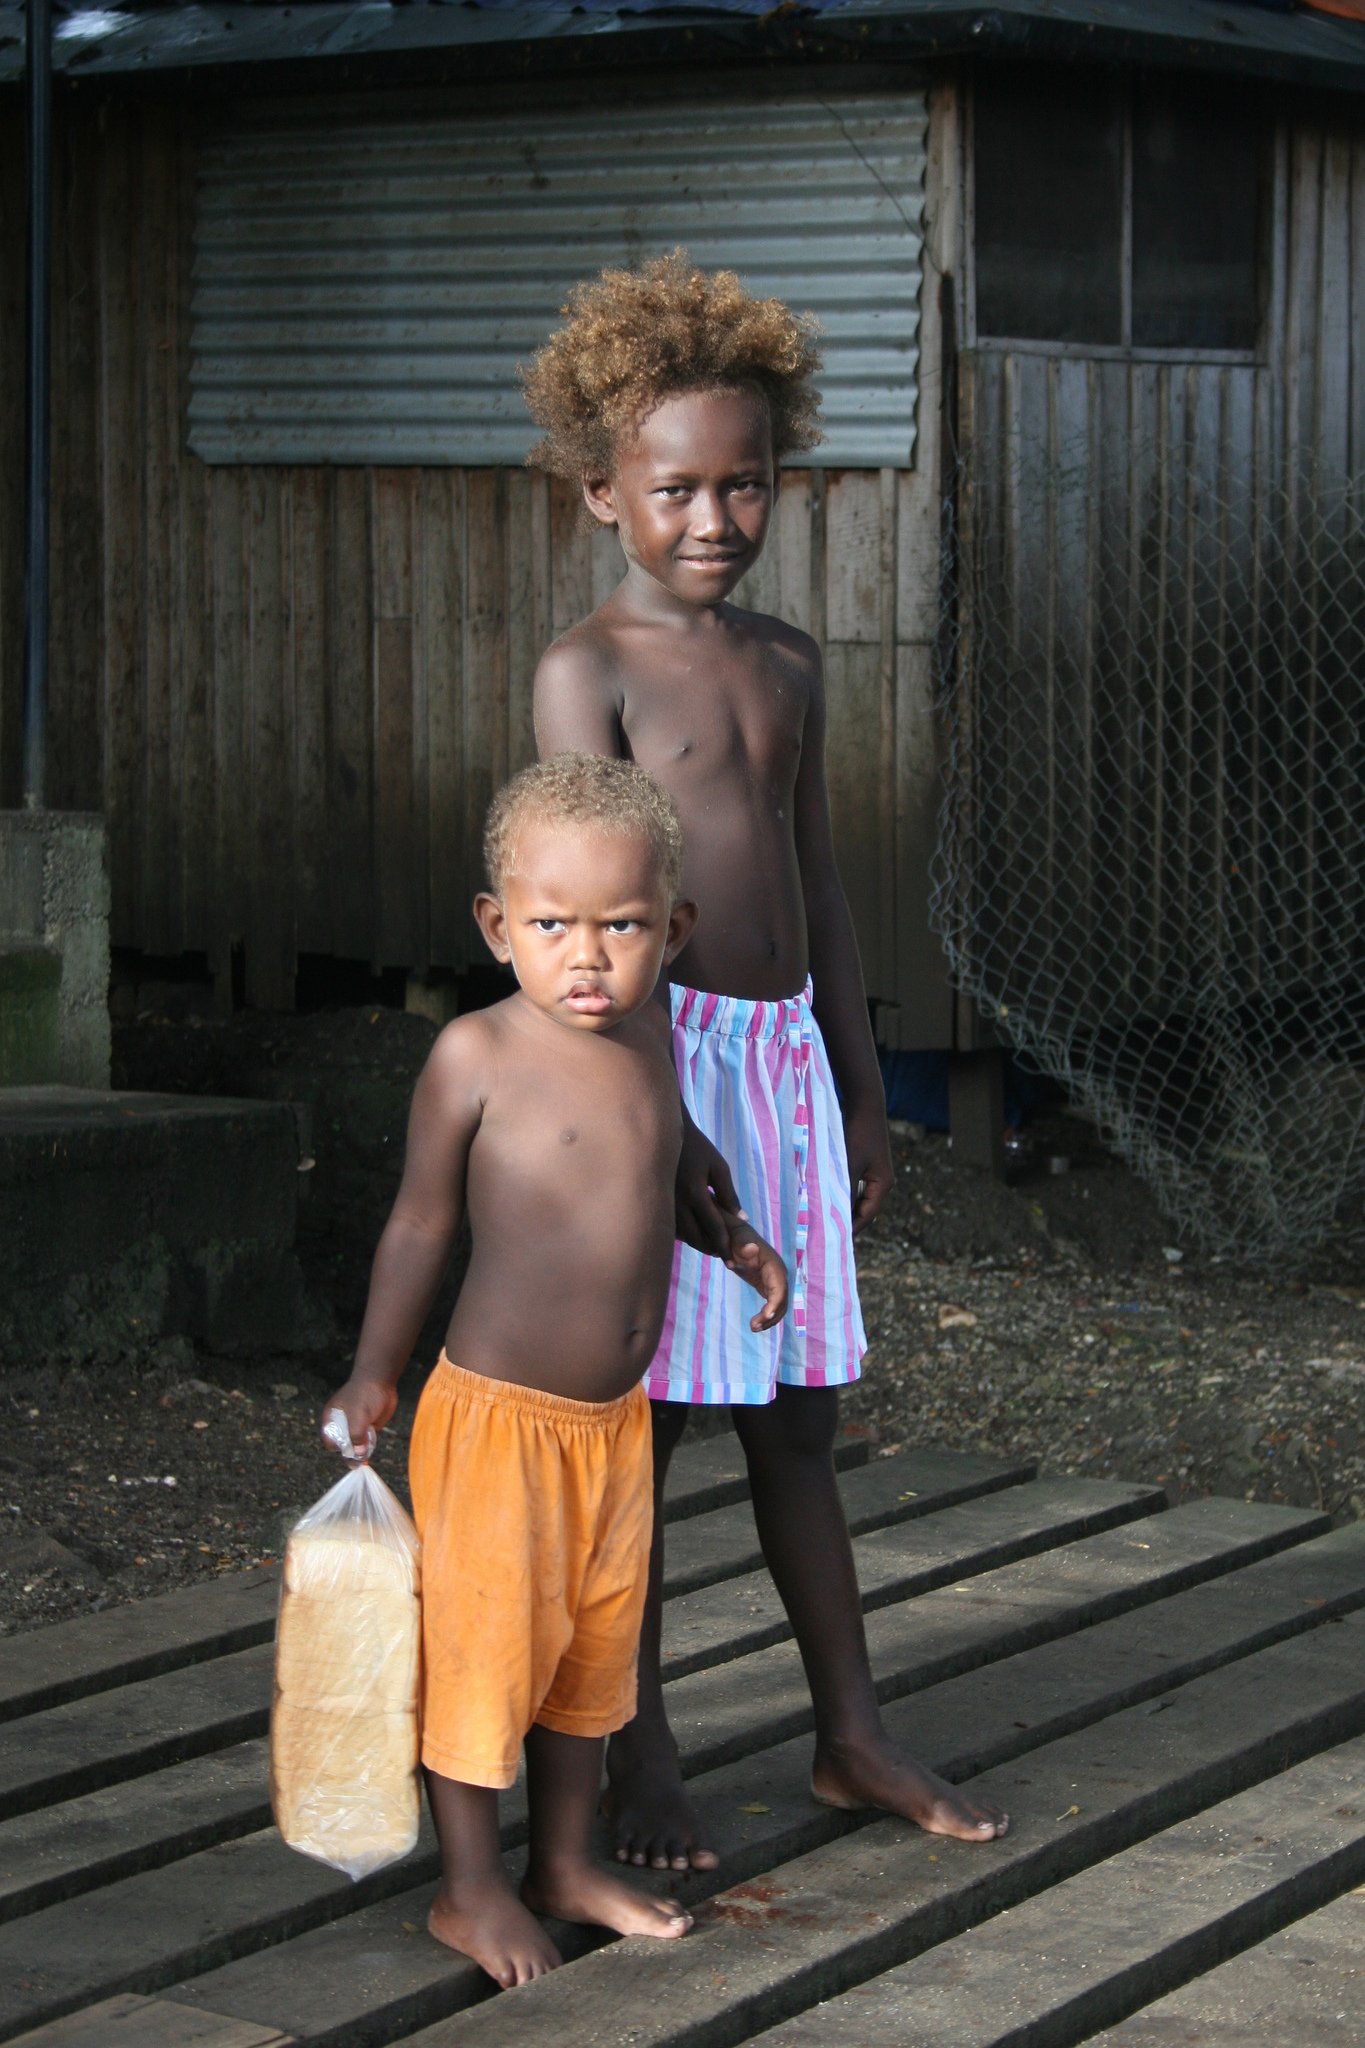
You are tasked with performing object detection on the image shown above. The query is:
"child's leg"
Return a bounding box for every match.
[520,1726,692,1938]
[604,1399,721,1873]
[732,1385,1009,1840]
[425,1768,561,1986]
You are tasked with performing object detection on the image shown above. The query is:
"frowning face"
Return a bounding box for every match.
[475,821,696,1034]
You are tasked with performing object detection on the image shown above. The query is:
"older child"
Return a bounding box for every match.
[528,255,1009,1873]
[321,755,787,1990]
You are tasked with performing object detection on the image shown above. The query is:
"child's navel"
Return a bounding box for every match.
[560,1128,579,1145]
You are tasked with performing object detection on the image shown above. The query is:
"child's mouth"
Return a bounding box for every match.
[565,986,612,1013]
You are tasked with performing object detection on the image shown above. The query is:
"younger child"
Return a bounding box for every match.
[321,755,786,1989]
[528,255,1009,1872]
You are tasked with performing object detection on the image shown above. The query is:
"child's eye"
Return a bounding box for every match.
[654,485,688,499]
[606,920,641,935]
[533,919,565,934]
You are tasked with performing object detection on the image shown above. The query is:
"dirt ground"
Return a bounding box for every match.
[2,1005,1361,1639]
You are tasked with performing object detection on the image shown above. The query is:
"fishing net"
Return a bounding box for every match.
[931,398,1365,1256]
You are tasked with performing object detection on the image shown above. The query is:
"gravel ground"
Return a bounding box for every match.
[845,1119,1365,1524]
[3,1013,1362,1640]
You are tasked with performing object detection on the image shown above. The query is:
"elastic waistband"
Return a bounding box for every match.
[670,976,814,1041]
[432,1353,645,1429]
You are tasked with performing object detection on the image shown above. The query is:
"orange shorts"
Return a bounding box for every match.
[408,1354,652,1790]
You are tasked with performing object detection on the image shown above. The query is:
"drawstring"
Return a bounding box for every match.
[787,1000,813,1335]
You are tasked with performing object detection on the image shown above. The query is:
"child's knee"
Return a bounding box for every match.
[735,1383,838,1463]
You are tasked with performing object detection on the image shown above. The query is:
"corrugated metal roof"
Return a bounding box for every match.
[188,95,928,467]
[2,2,1363,93]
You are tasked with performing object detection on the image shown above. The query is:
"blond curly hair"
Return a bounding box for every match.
[521,250,823,479]
[484,753,685,900]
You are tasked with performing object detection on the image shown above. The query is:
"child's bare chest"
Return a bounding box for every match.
[620,647,806,792]
[475,1039,679,1211]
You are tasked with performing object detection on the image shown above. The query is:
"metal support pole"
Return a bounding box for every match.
[23,0,52,810]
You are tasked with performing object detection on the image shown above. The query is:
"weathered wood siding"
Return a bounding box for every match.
[0,97,948,1036]
[952,116,1365,1033]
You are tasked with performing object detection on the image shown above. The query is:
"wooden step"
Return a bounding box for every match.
[0,1499,1323,1927]
[745,1739,1365,2044]
[7,1486,1355,2046]
[660,1429,873,1526]
[0,1432,875,1727]
[661,1446,1034,1599]
[155,1558,1365,2048]
[1086,1888,1364,2048]
[665,1499,1340,1778]
[0,1742,271,1928]
[0,1569,282,1728]
[0,1454,1064,1824]
[660,1477,1165,1680]
[6,1992,295,2047]
[352,1619,1365,2048]
[0,1647,274,1823]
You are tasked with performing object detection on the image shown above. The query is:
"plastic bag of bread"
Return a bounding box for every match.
[270,1453,422,1880]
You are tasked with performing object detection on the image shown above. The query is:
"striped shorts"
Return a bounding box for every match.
[644,979,867,1407]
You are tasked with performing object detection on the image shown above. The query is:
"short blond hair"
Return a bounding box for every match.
[522,250,823,480]
[484,754,685,900]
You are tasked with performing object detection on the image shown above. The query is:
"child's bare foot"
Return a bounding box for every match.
[522,1859,693,1940]
[811,1739,1009,1840]
[605,1725,720,1871]
[427,1877,563,1987]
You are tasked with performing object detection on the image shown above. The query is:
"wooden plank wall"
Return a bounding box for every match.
[0,95,945,1036]
[0,116,23,813]
[953,114,1365,1033]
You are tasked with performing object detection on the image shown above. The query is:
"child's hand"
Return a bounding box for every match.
[724,1220,789,1331]
[319,1374,397,1462]
[675,1116,743,1259]
[843,1102,895,1235]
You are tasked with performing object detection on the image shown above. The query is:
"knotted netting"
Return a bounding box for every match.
[931,401,1365,1257]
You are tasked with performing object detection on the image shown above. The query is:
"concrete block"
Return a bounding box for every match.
[0,944,61,1084]
[405,975,460,1027]
[0,831,43,931]
[0,1089,331,1359]
[40,817,109,930]
[0,812,111,1088]
[185,1241,315,1355]
[0,1090,300,1285]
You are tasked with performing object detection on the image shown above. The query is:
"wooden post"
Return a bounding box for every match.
[405,975,459,1028]
[22,0,52,809]
[949,1048,1005,1176]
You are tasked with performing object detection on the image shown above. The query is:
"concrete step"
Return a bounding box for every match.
[0,1087,322,1354]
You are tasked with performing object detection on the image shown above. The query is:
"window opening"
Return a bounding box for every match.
[973,70,1264,354]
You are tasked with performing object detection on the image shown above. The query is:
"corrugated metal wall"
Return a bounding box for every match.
[0,95,948,1038]
[190,96,928,468]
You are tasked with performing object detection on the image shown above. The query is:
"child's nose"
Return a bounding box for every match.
[691,490,732,538]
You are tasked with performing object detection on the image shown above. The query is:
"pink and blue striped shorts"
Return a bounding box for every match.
[645,979,867,1407]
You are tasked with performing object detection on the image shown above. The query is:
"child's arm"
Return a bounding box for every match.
[535,643,746,1259]
[320,1022,486,1456]
[793,656,895,1235]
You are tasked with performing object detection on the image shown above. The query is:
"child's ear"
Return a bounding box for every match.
[582,472,619,529]
[473,892,512,964]
[662,899,699,966]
